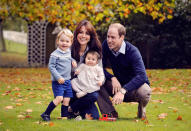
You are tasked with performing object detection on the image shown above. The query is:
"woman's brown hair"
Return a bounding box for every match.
[71,20,102,62]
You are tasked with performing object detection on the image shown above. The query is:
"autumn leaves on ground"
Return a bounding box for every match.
[0,68,191,131]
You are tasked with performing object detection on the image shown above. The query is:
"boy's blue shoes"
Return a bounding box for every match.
[41,113,50,121]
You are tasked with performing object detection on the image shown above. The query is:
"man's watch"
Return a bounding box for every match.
[120,88,127,95]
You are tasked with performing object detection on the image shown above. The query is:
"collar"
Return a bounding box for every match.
[57,47,70,54]
[111,41,126,56]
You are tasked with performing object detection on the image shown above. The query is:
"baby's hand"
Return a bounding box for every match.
[97,81,103,86]
[76,92,87,98]
[72,61,77,68]
[74,69,80,75]
[58,78,65,84]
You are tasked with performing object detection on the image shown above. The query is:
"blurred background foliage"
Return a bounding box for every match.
[0,0,190,68]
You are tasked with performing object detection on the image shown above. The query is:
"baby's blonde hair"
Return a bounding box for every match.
[56,28,73,43]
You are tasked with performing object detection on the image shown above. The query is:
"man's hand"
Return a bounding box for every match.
[111,77,121,94]
[112,92,125,105]
[58,78,65,84]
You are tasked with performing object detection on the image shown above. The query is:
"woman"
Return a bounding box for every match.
[70,20,102,119]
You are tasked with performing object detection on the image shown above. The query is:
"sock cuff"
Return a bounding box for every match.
[51,101,56,107]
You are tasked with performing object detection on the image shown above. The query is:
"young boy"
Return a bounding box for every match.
[41,29,76,121]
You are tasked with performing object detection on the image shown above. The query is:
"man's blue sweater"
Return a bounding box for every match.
[102,40,150,92]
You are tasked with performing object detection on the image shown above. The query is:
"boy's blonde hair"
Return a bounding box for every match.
[56,28,73,43]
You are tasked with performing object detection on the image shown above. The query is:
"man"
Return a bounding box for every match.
[97,23,151,119]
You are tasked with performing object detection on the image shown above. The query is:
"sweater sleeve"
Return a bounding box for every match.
[102,40,114,80]
[97,66,105,83]
[48,55,62,81]
[76,63,85,72]
[123,48,148,92]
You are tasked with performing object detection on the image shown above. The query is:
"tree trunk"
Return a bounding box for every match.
[0,19,6,52]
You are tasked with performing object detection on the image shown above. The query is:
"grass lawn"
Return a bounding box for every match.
[0,39,27,67]
[0,68,191,131]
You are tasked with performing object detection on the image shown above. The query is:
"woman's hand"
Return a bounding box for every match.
[111,77,121,94]
[72,61,77,68]
[58,78,65,84]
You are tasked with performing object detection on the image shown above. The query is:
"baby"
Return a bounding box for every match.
[71,49,105,98]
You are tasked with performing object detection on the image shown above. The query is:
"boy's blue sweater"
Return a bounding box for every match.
[48,48,72,81]
[102,40,150,92]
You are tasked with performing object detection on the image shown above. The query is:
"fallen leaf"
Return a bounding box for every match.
[26,109,33,113]
[0,122,3,125]
[12,87,21,91]
[144,120,149,125]
[16,99,23,102]
[6,85,11,89]
[168,107,178,113]
[146,124,154,127]
[34,121,41,125]
[173,110,178,113]
[42,122,49,126]
[170,87,177,91]
[176,115,182,120]
[57,117,67,120]
[30,96,36,98]
[14,93,20,96]
[85,113,93,120]
[35,101,42,104]
[57,117,62,119]
[5,106,14,110]
[25,115,32,118]
[16,103,23,106]
[49,122,54,127]
[34,121,40,124]
[5,90,11,95]
[17,115,25,119]
[29,92,34,95]
[141,117,146,121]
[158,113,168,119]
[151,99,164,104]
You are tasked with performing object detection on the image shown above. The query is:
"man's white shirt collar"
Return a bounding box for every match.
[111,41,126,56]
[119,41,126,55]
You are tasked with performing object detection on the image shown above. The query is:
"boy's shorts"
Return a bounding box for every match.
[52,80,73,98]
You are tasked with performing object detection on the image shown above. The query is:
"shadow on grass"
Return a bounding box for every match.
[117,117,138,121]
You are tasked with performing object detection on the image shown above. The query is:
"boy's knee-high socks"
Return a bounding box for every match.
[44,101,56,115]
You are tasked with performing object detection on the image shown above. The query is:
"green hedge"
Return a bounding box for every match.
[97,1,191,69]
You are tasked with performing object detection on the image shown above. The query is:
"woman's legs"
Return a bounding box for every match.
[71,92,98,112]
[70,92,99,119]
[61,97,70,117]
[80,102,99,119]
